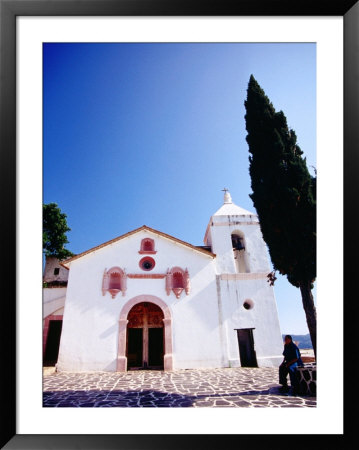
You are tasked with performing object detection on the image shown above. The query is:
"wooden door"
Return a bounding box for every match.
[148,328,164,367]
[237,328,258,367]
[126,302,164,369]
[43,320,63,366]
[127,328,143,368]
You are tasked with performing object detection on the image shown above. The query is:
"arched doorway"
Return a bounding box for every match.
[127,302,164,369]
[117,295,173,372]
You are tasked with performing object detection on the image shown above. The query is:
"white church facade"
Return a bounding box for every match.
[43,191,284,372]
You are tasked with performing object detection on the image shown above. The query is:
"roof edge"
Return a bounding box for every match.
[60,225,216,268]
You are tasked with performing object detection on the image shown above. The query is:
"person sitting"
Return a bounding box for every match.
[279,335,303,394]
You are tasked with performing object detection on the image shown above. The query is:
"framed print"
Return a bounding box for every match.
[1,0,357,448]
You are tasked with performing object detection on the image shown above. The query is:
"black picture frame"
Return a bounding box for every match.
[1,0,357,448]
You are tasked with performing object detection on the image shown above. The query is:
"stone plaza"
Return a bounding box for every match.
[43,367,317,408]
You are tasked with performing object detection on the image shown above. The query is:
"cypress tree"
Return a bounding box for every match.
[244,75,317,356]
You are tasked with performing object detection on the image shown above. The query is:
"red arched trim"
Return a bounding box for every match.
[117,295,173,372]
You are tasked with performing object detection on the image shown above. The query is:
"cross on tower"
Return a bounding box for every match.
[222,187,232,204]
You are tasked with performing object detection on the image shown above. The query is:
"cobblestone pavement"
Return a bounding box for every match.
[43,367,317,408]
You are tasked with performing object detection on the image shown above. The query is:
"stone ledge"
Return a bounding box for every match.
[296,363,316,396]
[220,273,268,281]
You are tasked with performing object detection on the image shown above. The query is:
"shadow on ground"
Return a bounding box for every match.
[43,387,315,408]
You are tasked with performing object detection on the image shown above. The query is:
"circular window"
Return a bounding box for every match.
[243,299,254,310]
[139,256,155,271]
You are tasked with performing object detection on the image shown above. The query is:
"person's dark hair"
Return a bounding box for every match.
[285,335,293,341]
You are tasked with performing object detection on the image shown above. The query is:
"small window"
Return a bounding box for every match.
[166,267,190,299]
[139,256,156,271]
[53,268,60,275]
[109,272,122,290]
[143,240,153,251]
[243,299,254,310]
[172,272,184,289]
[231,231,249,273]
[139,238,156,254]
[232,234,245,251]
[103,267,127,298]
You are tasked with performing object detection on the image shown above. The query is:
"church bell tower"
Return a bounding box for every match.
[204,189,283,368]
[204,189,271,275]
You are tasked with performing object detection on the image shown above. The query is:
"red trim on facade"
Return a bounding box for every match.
[127,273,166,279]
[117,295,173,372]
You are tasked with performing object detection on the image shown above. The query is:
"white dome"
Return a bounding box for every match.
[213,190,256,217]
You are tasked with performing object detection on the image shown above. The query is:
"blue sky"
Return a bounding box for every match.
[43,42,316,335]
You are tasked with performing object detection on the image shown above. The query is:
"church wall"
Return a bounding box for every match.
[56,199,285,373]
[43,287,67,318]
[171,282,225,369]
[209,226,237,273]
[56,259,121,371]
[219,277,283,367]
[56,230,224,372]
[205,209,283,368]
[43,286,67,303]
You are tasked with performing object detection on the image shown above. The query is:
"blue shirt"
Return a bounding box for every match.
[283,342,303,367]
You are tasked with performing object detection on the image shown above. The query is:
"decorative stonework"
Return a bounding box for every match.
[127,303,164,328]
[138,238,157,254]
[127,274,166,279]
[102,267,127,299]
[102,264,191,300]
[166,267,190,299]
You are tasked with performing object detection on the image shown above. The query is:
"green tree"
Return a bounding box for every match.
[244,75,317,356]
[43,203,74,260]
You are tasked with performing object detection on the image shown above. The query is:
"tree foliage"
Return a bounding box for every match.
[244,75,316,287]
[43,203,74,260]
[244,75,317,354]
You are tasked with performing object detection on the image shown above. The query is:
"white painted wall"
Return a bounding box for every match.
[209,225,237,273]
[43,287,67,318]
[206,219,271,274]
[57,229,223,371]
[56,214,283,371]
[219,277,283,367]
[207,211,283,367]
